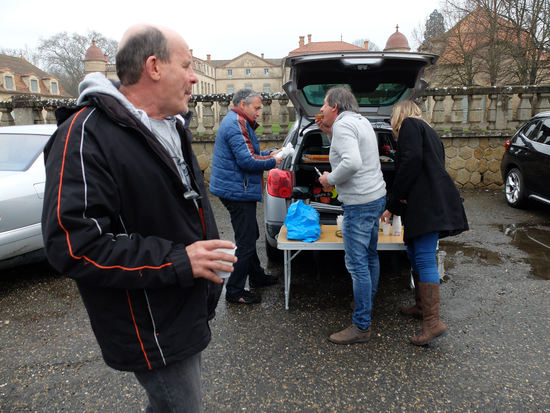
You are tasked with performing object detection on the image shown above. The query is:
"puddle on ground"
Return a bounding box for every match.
[439,224,550,280]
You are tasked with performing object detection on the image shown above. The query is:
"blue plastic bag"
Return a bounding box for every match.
[284,200,321,243]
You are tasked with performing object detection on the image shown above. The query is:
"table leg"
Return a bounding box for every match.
[284,249,291,310]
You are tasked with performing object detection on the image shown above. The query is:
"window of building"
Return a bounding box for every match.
[5,76,14,90]
[208,83,210,94]
[51,82,58,94]
[263,83,271,93]
[245,84,252,90]
[228,69,233,78]
[245,69,251,77]
[201,81,204,94]
[31,79,38,93]
[264,69,269,77]
[227,85,234,94]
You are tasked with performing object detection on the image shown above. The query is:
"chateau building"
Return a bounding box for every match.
[0,53,71,102]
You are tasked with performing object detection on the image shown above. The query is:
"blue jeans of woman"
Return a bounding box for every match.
[342,196,386,330]
[134,352,203,413]
[407,231,440,283]
[219,198,265,295]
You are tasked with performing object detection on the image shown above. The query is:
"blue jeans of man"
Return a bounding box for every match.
[342,196,386,331]
[220,198,265,295]
[407,231,440,284]
[134,352,203,413]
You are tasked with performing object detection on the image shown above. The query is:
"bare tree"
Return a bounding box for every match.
[352,38,380,51]
[38,31,118,96]
[0,45,41,67]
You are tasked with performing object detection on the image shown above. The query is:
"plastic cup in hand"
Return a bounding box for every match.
[213,247,237,279]
[382,223,391,236]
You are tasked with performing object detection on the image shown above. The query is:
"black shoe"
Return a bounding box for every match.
[249,274,279,288]
[225,291,261,304]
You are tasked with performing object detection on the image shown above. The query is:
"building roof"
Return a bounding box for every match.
[383,25,411,52]
[288,39,364,57]
[0,53,72,98]
[84,39,107,62]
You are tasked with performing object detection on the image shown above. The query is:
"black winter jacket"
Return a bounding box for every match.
[387,117,468,243]
[42,92,222,371]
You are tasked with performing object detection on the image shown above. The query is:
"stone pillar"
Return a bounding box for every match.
[467,94,483,131]
[535,93,550,115]
[33,103,45,124]
[218,97,230,124]
[44,105,57,124]
[450,95,464,131]
[187,101,198,136]
[516,93,533,128]
[278,95,290,134]
[487,94,497,130]
[202,101,214,136]
[261,95,273,135]
[0,102,15,126]
[432,95,446,133]
[418,96,428,121]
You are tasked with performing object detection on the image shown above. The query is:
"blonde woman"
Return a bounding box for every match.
[381,101,468,346]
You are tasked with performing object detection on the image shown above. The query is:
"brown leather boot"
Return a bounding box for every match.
[400,271,422,319]
[410,282,448,346]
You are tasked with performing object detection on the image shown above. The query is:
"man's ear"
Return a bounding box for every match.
[333,103,338,113]
[144,55,161,81]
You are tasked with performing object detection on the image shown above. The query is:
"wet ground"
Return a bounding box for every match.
[1,190,549,412]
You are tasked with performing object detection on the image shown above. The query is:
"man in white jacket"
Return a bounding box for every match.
[316,87,386,344]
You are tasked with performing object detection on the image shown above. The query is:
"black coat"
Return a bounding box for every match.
[42,92,222,371]
[387,117,468,243]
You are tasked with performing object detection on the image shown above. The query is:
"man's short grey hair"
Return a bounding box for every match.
[326,87,359,114]
[116,26,171,86]
[233,89,261,106]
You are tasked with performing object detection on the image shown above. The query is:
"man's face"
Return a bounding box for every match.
[157,37,198,116]
[320,96,338,127]
[240,96,262,120]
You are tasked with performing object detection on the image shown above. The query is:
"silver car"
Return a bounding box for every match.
[0,124,57,269]
[264,51,438,260]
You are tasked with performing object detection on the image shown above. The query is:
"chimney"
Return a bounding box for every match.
[207,54,211,61]
[364,41,369,50]
[308,34,312,44]
[190,49,193,56]
[299,36,305,47]
[261,53,264,59]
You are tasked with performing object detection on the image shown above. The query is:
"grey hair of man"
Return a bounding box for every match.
[326,86,359,114]
[116,26,171,86]
[233,89,261,107]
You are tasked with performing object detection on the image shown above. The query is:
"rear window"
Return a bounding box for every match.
[302,83,408,107]
[0,134,49,171]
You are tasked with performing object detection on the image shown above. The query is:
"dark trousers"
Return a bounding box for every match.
[220,198,265,295]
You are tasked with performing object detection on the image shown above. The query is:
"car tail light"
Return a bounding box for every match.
[504,139,511,151]
[267,169,293,198]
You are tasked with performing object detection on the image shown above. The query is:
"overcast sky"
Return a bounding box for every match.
[2,0,442,61]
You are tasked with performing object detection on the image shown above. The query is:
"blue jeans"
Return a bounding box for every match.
[342,196,386,330]
[134,352,203,413]
[220,198,265,295]
[407,231,440,284]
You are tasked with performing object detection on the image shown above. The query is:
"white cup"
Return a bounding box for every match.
[213,247,237,279]
[337,215,344,231]
[382,223,391,236]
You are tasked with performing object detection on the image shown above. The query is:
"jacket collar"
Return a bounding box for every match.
[231,106,259,131]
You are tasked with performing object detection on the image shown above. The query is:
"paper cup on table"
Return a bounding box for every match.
[382,223,391,236]
[213,247,237,279]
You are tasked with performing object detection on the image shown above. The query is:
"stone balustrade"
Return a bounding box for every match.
[3,86,550,189]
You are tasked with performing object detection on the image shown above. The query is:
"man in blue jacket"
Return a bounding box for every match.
[210,89,282,304]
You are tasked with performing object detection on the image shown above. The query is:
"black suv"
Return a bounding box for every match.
[500,111,550,208]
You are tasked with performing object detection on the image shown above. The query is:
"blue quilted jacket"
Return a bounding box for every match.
[209,107,276,202]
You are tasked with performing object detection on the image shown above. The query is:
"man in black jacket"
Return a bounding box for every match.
[42,24,236,413]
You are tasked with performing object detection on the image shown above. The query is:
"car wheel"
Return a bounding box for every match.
[265,235,283,262]
[505,168,527,208]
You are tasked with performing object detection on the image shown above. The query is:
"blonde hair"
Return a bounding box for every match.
[391,101,424,138]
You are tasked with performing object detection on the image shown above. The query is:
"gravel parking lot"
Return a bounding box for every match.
[1,189,549,412]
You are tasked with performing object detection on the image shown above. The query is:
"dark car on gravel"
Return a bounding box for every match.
[500,111,550,208]
[263,51,438,260]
